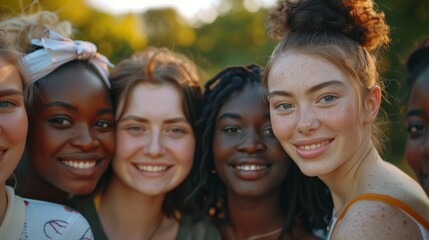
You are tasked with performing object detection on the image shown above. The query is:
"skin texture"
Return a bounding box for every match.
[212,84,317,240]
[405,68,429,197]
[24,63,115,200]
[0,57,27,224]
[112,83,195,196]
[213,84,289,199]
[267,52,429,239]
[99,82,195,239]
[267,53,368,178]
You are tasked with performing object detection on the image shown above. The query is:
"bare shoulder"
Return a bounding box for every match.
[332,200,422,240]
[362,161,429,221]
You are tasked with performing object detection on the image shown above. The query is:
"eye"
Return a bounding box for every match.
[319,95,337,103]
[48,116,72,127]
[407,122,427,138]
[95,120,113,129]
[274,103,293,111]
[165,126,191,139]
[0,101,15,108]
[223,126,242,136]
[262,126,275,137]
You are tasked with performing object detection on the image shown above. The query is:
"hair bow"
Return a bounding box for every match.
[23,29,113,88]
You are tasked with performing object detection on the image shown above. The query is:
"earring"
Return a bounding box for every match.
[211,169,217,174]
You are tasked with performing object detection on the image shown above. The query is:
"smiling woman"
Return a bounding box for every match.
[0,11,115,204]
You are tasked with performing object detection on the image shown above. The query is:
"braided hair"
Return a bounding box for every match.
[192,64,332,238]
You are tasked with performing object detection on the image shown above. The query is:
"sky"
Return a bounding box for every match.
[87,0,275,24]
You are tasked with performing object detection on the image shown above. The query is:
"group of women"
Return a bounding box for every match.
[0,0,428,239]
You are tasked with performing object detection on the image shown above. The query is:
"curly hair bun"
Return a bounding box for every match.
[266,0,390,51]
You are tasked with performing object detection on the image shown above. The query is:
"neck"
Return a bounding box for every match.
[221,190,284,240]
[99,175,167,239]
[321,140,380,213]
[14,159,69,204]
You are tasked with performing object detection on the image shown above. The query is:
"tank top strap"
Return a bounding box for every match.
[330,193,429,237]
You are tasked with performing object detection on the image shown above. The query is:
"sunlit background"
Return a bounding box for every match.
[1,0,429,175]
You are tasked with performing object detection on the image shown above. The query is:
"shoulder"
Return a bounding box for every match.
[177,214,221,240]
[332,198,422,240]
[369,162,429,219]
[23,198,94,239]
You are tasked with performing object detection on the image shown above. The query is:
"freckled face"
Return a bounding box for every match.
[213,84,290,198]
[113,83,195,196]
[405,69,429,196]
[267,53,371,178]
[26,63,115,195]
[0,58,27,184]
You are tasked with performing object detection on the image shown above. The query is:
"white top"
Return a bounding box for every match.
[0,186,93,240]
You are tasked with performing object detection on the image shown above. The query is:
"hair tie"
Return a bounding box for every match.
[23,29,113,88]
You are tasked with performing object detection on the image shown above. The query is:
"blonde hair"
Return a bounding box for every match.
[0,11,72,53]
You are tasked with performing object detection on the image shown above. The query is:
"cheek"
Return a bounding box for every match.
[114,132,138,161]
[405,138,421,170]
[270,115,294,142]
[172,136,195,169]
[99,131,116,155]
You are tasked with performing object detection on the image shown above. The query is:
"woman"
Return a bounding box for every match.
[0,11,115,204]
[194,64,332,239]
[69,47,220,239]
[404,38,429,197]
[263,0,429,239]
[0,30,93,240]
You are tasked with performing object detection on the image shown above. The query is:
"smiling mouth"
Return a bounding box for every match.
[61,160,97,169]
[135,165,169,172]
[233,164,269,171]
[298,140,331,150]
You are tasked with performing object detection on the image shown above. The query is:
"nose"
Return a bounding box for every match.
[236,130,267,154]
[143,130,165,157]
[70,124,99,151]
[297,107,320,135]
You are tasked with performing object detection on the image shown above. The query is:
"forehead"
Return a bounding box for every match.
[218,84,268,116]
[0,58,22,89]
[124,82,184,116]
[268,52,348,92]
[409,70,429,107]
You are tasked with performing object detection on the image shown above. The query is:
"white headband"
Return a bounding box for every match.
[23,29,113,88]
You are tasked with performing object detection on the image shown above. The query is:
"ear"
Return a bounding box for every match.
[363,85,381,124]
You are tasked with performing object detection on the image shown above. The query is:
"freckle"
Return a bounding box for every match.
[381,214,384,218]
[403,220,407,225]
[388,227,391,230]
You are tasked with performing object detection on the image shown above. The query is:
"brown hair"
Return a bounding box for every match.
[110,46,202,217]
[263,0,390,151]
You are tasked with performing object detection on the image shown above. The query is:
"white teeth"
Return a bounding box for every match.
[235,165,267,171]
[137,165,168,172]
[299,140,330,151]
[62,160,96,169]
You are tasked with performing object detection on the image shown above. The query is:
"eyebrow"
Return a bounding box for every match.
[119,115,188,124]
[0,89,23,97]
[97,108,114,115]
[405,109,425,118]
[268,80,344,99]
[42,101,78,111]
[217,113,241,121]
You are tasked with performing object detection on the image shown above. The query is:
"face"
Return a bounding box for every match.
[0,58,27,184]
[27,63,115,195]
[267,53,375,178]
[405,69,429,196]
[113,83,195,196]
[213,84,290,198]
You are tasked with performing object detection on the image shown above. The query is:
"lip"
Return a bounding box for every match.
[229,157,272,180]
[132,162,173,177]
[293,138,334,159]
[58,153,105,178]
